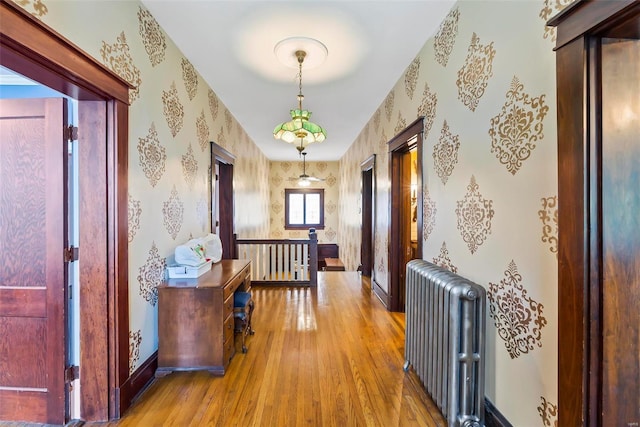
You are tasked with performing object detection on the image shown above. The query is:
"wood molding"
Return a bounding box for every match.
[360,155,375,278]
[210,140,236,165]
[485,398,513,427]
[0,0,130,103]
[387,117,424,312]
[387,117,424,152]
[554,38,590,425]
[360,154,376,171]
[548,0,639,50]
[210,141,235,259]
[78,101,109,421]
[111,99,131,418]
[118,351,158,413]
[372,279,389,308]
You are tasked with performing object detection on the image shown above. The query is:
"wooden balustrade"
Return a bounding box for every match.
[235,231,318,286]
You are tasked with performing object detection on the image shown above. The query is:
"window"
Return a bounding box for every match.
[285,188,324,230]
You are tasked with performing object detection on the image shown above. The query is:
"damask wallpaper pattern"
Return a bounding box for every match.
[337,2,568,425]
[433,120,460,185]
[488,260,548,359]
[100,31,141,104]
[23,0,271,383]
[432,242,458,273]
[161,82,184,137]
[489,76,550,175]
[434,7,459,67]
[455,175,494,254]
[181,144,198,189]
[456,32,495,112]
[137,122,166,187]
[539,195,558,257]
[138,7,165,67]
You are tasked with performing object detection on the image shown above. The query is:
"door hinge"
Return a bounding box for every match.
[65,365,79,382]
[64,246,79,262]
[66,125,78,142]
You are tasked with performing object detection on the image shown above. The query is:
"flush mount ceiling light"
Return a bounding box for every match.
[273,37,327,154]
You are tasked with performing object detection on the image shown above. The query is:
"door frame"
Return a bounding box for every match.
[548,1,640,424]
[387,117,424,312]
[0,2,130,421]
[360,154,376,279]
[210,141,235,259]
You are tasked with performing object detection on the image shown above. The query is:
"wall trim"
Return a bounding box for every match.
[372,279,389,308]
[117,351,158,418]
[485,398,513,427]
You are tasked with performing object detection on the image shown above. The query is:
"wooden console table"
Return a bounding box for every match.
[156,259,251,377]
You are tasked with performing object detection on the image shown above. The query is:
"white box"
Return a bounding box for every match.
[166,259,212,279]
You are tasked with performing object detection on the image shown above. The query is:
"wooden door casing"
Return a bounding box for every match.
[387,117,423,312]
[211,142,235,260]
[549,1,640,424]
[360,155,375,278]
[0,98,68,424]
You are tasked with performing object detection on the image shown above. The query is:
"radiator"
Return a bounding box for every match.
[403,260,486,427]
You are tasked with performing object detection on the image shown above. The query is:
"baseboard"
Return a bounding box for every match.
[116,351,158,418]
[485,398,513,427]
[372,279,389,308]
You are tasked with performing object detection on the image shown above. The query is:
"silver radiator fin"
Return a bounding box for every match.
[403,260,486,427]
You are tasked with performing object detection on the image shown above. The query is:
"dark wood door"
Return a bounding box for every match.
[0,98,68,423]
[360,167,373,277]
[550,2,640,424]
[218,162,234,259]
[599,37,640,426]
[211,142,235,260]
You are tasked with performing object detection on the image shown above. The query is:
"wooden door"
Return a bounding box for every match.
[0,98,68,423]
[211,142,235,260]
[599,37,640,426]
[360,161,374,277]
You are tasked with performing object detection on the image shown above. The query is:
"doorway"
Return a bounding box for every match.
[0,2,130,422]
[360,155,376,278]
[210,141,235,259]
[388,118,424,312]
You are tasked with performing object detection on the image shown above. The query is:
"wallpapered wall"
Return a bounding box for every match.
[338,1,570,426]
[269,160,339,243]
[18,1,271,377]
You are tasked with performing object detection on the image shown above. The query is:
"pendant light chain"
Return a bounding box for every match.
[297,51,304,110]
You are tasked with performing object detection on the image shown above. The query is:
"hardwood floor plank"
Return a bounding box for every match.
[82,272,446,427]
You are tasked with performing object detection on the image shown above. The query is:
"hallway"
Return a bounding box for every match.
[95,272,445,426]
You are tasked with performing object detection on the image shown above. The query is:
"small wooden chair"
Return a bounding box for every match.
[233,291,254,353]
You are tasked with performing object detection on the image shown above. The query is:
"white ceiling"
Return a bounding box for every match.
[143,1,456,161]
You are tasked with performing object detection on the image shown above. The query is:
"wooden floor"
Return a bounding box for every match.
[3,272,446,427]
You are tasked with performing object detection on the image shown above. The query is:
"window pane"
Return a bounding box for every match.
[305,193,320,224]
[289,193,304,224]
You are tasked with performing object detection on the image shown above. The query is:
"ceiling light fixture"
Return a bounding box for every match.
[273,46,327,154]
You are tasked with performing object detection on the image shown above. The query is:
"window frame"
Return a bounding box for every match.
[284,188,325,230]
